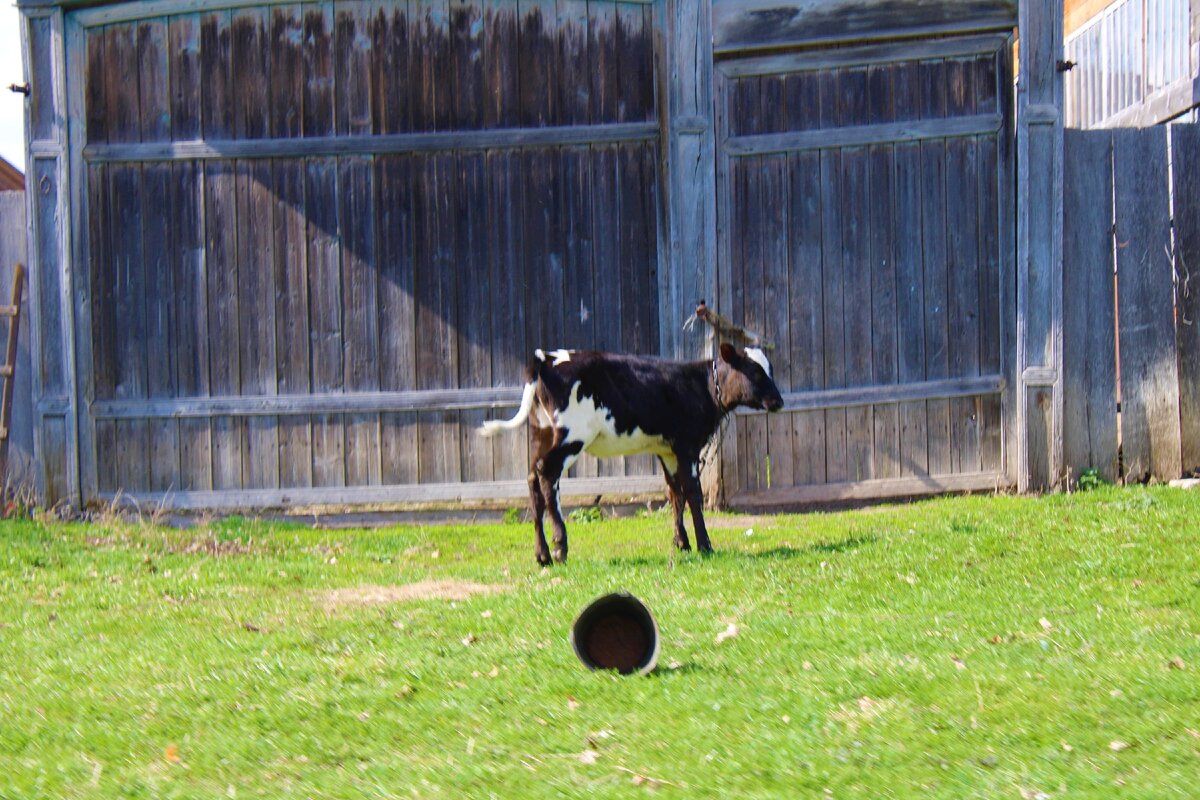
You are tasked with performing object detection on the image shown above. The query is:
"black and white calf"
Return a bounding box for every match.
[479,344,784,565]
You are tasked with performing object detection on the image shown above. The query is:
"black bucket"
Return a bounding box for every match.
[570,592,660,675]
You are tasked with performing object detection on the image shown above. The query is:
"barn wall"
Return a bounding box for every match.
[65,0,670,508]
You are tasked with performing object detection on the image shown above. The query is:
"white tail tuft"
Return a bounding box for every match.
[478,381,538,438]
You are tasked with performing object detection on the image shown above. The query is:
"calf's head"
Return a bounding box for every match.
[716,343,784,412]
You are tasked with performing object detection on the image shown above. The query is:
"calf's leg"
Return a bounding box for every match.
[538,440,583,563]
[529,427,554,566]
[659,457,690,551]
[679,462,713,553]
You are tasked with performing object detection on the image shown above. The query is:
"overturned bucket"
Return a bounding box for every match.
[571,592,660,676]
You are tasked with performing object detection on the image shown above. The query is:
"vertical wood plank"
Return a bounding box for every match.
[761,148,792,489]
[305,157,345,488]
[893,60,929,478]
[454,152,493,482]
[486,150,528,480]
[1062,129,1118,482]
[377,154,418,485]
[920,60,951,475]
[233,8,278,490]
[946,68,982,475]
[786,144,827,485]
[1172,124,1200,476]
[335,1,375,136]
[271,6,311,488]
[371,0,411,135]
[867,62,899,480]
[840,67,874,483]
[819,69,849,483]
[413,152,461,483]
[166,16,210,491]
[142,161,178,492]
[483,0,518,129]
[1114,126,1181,482]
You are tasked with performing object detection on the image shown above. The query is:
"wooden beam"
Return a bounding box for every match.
[737,375,1005,416]
[713,0,1018,54]
[91,386,528,419]
[56,0,655,27]
[84,122,660,164]
[730,471,1010,508]
[725,114,1002,156]
[1016,0,1065,491]
[99,474,665,511]
[716,33,1008,78]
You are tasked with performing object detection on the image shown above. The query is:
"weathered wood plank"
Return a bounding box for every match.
[731,470,1009,509]
[945,58,982,475]
[376,154,418,485]
[454,153,493,482]
[486,150,528,480]
[450,0,483,129]
[136,18,170,142]
[109,163,150,492]
[1113,126,1181,482]
[761,151,793,488]
[786,145,826,484]
[1025,386,1051,489]
[616,1,654,124]
[413,153,461,483]
[142,161,179,492]
[839,67,874,483]
[200,10,234,140]
[712,0,1018,53]
[83,121,660,163]
[334,1,374,136]
[271,158,310,488]
[725,113,1002,156]
[339,155,382,487]
[1062,129,1118,483]
[234,21,279,490]
[893,59,929,477]
[975,53,1004,474]
[105,473,664,512]
[1173,124,1200,476]
[918,58,951,475]
[867,62,899,480]
[168,16,201,139]
[305,157,344,487]
[483,0,519,128]
[269,4,304,139]
[818,69,849,483]
[88,164,118,492]
[301,3,335,137]
[718,33,1010,78]
[370,0,411,135]
[85,25,108,145]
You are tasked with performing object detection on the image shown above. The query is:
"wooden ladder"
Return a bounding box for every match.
[0,264,25,491]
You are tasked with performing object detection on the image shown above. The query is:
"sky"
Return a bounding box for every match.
[0,3,25,172]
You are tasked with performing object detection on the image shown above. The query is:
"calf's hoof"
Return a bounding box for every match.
[673,537,692,552]
[552,547,568,564]
[536,550,553,567]
[697,543,714,556]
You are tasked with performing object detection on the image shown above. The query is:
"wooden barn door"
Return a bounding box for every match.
[715,34,1015,506]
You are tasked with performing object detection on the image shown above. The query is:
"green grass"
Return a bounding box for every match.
[1,487,1198,799]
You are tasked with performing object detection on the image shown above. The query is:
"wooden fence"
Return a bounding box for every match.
[1062,122,1200,484]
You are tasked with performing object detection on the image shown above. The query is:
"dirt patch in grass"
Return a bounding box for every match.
[323,580,505,608]
[173,537,260,557]
[705,514,779,530]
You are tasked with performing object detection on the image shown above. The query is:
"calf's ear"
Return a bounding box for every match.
[719,342,736,363]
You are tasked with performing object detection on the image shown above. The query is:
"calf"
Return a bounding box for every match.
[479,344,784,565]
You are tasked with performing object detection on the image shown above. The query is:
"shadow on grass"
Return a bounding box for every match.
[603,535,878,568]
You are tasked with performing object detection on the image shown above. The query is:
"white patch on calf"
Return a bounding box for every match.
[535,349,547,361]
[554,382,674,462]
[745,347,773,378]
[549,349,573,366]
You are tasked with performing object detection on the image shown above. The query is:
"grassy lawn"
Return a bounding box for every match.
[1,487,1198,799]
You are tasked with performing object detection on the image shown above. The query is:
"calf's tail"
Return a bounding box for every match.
[478,378,538,438]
